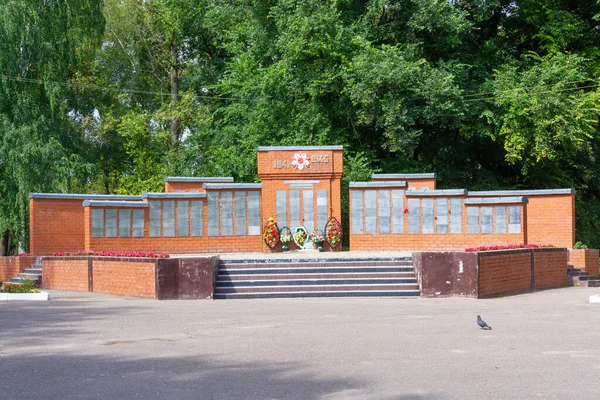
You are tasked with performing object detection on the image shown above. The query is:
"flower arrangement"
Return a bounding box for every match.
[293,227,308,247]
[279,226,292,251]
[52,250,170,258]
[465,244,553,252]
[310,229,325,245]
[325,217,343,248]
[14,252,30,257]
[263,217,280,249]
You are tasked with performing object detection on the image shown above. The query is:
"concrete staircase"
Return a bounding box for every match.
[214,256,420,299]
[2,258,43,290]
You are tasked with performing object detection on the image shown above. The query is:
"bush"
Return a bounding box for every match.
[573,241,588,249]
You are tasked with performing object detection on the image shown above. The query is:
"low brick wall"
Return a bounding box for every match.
[533,248,568,290]
[0,256,37,282]
[568,248,599,277]
[42,256,219,299]
[415,248,568,298]
[478,251,532,298]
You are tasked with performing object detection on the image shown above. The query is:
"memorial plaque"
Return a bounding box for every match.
[378,190,390,234]
[392,190,404,234]
[92,209,104,238]
[351,190,364,234]
[119,209,131,237]
[235,191,247,236]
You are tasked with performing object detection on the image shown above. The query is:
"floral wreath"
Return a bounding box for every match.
[293,226,309,247]
[262,217,280,250]
[325,217,342,249]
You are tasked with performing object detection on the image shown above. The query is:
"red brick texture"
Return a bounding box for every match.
[533,248,568,290]
[568,248,600,277]
[43,259,90,292]
[478,250,532,298]
[30,198,87,255]
[0,256,37,282]
[92,260,156,298]
[477,248,568,298]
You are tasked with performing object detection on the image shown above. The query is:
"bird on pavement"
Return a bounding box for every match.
[477,315,492,330]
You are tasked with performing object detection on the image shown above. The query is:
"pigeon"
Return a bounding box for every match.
[477,315,492,330]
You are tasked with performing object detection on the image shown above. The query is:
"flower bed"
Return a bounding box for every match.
[465,244,553,252]
[52,250,169,258]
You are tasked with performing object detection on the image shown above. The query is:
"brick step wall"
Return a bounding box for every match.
[214,257,420,299]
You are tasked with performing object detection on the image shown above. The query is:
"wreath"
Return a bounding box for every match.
[262,217,280,250]
[293,227,309,247]
[325,217,342,249]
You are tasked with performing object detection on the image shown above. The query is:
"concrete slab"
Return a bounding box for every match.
[1,287,599,399]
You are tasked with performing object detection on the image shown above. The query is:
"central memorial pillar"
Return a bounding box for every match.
[257,146,343,241]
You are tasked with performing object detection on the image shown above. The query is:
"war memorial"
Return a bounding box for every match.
[2,146,598,299]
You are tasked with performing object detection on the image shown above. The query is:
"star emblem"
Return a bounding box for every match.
[291,152,310,171]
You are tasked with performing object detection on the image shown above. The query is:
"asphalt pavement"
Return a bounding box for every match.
[1,287,599,399]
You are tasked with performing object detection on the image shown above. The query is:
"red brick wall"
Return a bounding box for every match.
[0,256,37,282]
[371,176,437,190]
[515,195,574,248]
[93,260,156,298]
[42,259,89,292]
[30,198,86,255]
[165,182,205,193]
[568,248,599,277]
[350,195,526,251]
[533,248,568,290]
[478,250,532,298]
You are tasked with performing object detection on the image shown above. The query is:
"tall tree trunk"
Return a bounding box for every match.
[170,31,179,147]
[1,231,12,256]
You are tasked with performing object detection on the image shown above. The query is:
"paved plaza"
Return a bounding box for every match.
[1,287,599,399]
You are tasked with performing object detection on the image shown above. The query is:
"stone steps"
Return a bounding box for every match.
[215,257,420,299]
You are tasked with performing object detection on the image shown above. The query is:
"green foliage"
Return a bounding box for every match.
[573,241,588,250]
[3,0,600,248]
[0,279,39,294]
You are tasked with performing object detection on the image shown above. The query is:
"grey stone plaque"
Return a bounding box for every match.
[105,209,117,238]
[422,198,434,234]
[290,190,300,229]
[276,191,287,228]
[436,198,448,234]
[191,200,203,236]
[149,201,161,237]
[351,190,364,234]
[408,198,420,234]
[509,206,521,233]
[450,198,462,234]
[365,190,377,234]
[235,191,247,236]
[495,206,507,234]
[303,190,314,232]
[378,190,390,234]
[221,191,233,236]
[163,201,175,237]
[392,190,404,234]
[91,209,104,238]
[248,192,260,235]
[467,207,479,234]
[119,209,131,237]
[132,209,145,237]
[481,206,492,234]
[317,190,328,230]
[178,201,189,237]
[207,192,219,236]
